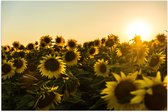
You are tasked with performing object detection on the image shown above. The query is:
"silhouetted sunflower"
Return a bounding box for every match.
[67,39,77,49]
[12,58,27,73]
[94,59,110,77]
[88,46,99,58]
[38,55,66,79]
[2,61,16,80]
[26,43,35,50]
[101,71,143,110]
[12,41,20,49]
[40,35,52,45]
[156,33,166,43]
[63,49,81,66]
[55,36,65,47]
[36,86,62,110]
[131,72,167,110]
[148,52,165,70]
[94,39,101,47]
[19,44,25,50]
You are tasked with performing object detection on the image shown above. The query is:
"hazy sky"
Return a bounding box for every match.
[2,1,167,46]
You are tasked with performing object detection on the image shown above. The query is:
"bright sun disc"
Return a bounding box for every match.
[127,21,151,41]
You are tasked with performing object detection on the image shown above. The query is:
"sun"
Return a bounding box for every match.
[127,20,152,41]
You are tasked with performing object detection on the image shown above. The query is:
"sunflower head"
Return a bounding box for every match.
[88,46,99,58]
[94,39,101,47]
[40,35,52,45]
[2,45,10,52]
[67,39,77,49]
[19,44,25,50]
[38,55,66,79]
[133,35,142,45]
[105,34,119,48]
[63,49,81,66]
[12,41,20,49]
[101,38,106,45]
[101,71,143,110]
[40,41,47,48]
[156,33,167,43]
[26,43,35,50]
[12,58,27,73]
[2,61,16,80]
[131,72,167,110]
[55,36,65,46]
[148,52,165,70]
[94,59,110,77]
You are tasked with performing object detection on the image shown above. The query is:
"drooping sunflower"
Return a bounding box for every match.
[131,72,167,110]
[148,52,166,70]
[38,55,66,79]
[105,34,119,48]
[12,58,27,73]
[40,35,53,45]
[67,39,78,49]
[36,86,62,110]
[2,61,16,80]
[12,41,20,49]
[101,71,143,110]
[88,46,99,58]
[94,59,110,77]
[63,49,81,66]
[55,36,65,47]
[26,43,35,51]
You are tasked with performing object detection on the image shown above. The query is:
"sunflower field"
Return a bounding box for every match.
[1,34,167,110]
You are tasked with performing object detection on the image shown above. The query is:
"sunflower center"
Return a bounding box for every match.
[95,40,100,46]
[44,37,51,43]
[114,80,136,104]
[2,64,12,75]
[13,59,23,69]
[56,38,61,43]
[99,63,107,73]
[44,58,60,71]
[149,55,159,67]
[68,41,76,48]
[89,48,96,55]
[144,84,167,110]
[37,92,56,108]
[65,51,76,62]
[105,39,114,47]
[13,43,19,48]
[27,44,34,50]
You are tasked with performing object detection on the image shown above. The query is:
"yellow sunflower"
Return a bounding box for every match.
[132,43,149,65]
[148,52,165,70]
[40,35,53,45]
[55,36,65,47]
[12,41,20,49]
[156,33,166,43]
[2,61,16,80]
[101,71,143,110]
[12,58,27,73]
[26,43,35,50]
[94,39,101,47]
[94,59,110,77]
[36,86,62,110]
[131,72,167,110]
[2,45,10,52]
[38,55,66,79]
[63,49,81,66]
[88,46,99,58]
[67,39,78,49]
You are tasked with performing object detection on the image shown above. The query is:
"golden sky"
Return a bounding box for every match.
[2,1,167,46]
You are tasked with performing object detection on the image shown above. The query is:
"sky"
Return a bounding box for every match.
[1,1,167,46]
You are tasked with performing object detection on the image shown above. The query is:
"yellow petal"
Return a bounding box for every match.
[155,72,162,84]
[143,76,153,87]
[131,89,146,95]
[120,72,126,79]
[131,95,144,104]
[112,73,121,82]
[146,88,153,95]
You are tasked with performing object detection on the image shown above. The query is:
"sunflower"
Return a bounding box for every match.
[12,41,20,49]
[131,72,167,110]
[94,39,101,47]
[55,36,65,47]
[12,58,27,73]
[101,37,106,46]
[88,46,99,58]
[36,86,62,110]
[101,71,143,110]
[94,59,110,77]
[148,52,165,70]
[105,34,119,48]
[63,49,81,66]
[132,43,149,65]
[40,35,53,45]
[19,44,25,50]
[67,39,78,49]
[156,33,166,43]
[2,61,16,80]
[2,45,10,52]
[38,55,66,79]
[26,43,35,50]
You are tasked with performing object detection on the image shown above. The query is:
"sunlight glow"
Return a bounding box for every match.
[127,21,152,41]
